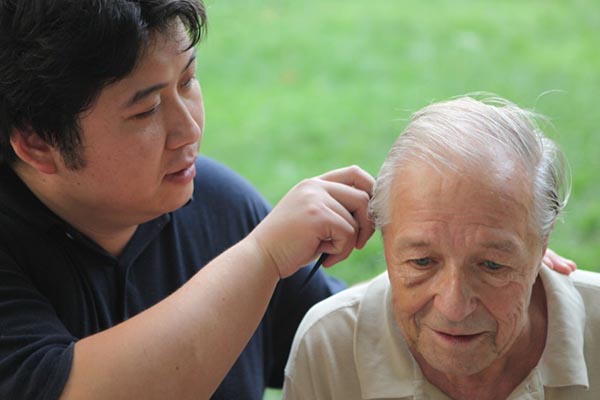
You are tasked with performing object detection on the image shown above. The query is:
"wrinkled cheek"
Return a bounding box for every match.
[485,280,532,351]
[391,297,421,347]
[494,303,527,354]
[391,287,421,318]
[388,268,433,347]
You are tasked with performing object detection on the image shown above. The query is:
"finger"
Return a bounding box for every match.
[317,237,357,268]
[327,185,372,249]
[543,255,575,275]
[552,250,577,272]
[553,255,577,272]
[544,260,574,275]
[318,165,375,196]
[314,213,359,266]
[318,180,373,249]
[544,248,577,273]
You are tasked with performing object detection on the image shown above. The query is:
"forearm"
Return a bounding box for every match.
[61,236,279,400]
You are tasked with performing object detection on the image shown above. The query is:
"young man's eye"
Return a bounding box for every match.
[133,104,160,119]
[482,260,504,271]
[181,76,196,89]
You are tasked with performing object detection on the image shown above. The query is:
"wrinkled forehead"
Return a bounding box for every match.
[387,156,537,239]
[396,151,532,202]
[399,131,533,180]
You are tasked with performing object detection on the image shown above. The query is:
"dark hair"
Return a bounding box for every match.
[0,0,206,168]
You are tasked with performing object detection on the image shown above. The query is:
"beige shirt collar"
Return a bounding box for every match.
[354,268,589,399]
[537,267,588,388]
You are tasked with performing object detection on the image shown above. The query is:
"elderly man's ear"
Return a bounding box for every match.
[543,248,577,275]
[10,128,58,174]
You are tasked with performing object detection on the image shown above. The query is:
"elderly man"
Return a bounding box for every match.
[283,96,599,399]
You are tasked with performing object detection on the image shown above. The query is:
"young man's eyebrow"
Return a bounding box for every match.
[125,52,197,107]
[183,52,196,72]
[127,83,169,107]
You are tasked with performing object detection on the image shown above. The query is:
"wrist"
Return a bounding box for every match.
[242,234,282,281]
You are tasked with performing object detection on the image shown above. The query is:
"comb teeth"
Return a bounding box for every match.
[300,253,329,290]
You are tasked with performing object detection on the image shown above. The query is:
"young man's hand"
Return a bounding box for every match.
[249,165,375,278]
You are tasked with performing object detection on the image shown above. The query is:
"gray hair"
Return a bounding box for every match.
[368,95,570,240]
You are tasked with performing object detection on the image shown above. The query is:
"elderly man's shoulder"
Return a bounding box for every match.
[570,269,600,312]
[567,269,600,397]
[546,268,600,321]
[571,269,600,288]
[284,273,388,398]
[291,272,388,348]
[284,275,384,399]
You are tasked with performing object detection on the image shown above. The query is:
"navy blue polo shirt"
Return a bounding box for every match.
[0,156,344,400]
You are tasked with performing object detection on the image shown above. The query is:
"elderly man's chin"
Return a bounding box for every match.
[412,329,499,377]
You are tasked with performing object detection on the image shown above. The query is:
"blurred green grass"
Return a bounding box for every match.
[196,1,599,397]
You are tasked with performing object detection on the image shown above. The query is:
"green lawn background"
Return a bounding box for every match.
[196,0,599,397]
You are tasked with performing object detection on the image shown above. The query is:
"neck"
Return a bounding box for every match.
[14,163,138,257]
[76,225,138,257]
[421,277,548,400]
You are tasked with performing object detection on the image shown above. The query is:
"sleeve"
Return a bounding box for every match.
[0,250,76,400]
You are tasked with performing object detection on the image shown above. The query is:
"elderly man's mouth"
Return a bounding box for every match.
[433,330,485,344]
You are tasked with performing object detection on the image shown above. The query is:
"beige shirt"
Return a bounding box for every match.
[283,267,600,399]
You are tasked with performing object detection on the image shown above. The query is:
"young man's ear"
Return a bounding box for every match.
[10,128,58,174]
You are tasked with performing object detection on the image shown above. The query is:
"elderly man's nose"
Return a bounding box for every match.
[433,268,477,322]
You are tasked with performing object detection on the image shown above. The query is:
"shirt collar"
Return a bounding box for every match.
[537,266,589,388]
[355,273,422,399]
[354,268,589,399]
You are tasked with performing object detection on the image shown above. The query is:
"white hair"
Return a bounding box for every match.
[368,95,570,240]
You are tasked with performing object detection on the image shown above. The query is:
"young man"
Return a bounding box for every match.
[0,1,374,399]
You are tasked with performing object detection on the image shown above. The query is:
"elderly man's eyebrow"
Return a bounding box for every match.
[481,240,519,252]
[392,238,521,253]
[392,238,431,251]
[125,52,197,107]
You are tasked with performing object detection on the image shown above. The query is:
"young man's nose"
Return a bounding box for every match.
[164,96,203,150]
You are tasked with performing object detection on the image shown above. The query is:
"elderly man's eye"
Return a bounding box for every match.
[411,258,432,267]
[483,260,504,271]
